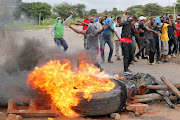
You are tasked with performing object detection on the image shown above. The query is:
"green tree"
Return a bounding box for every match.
[143,3,163,16]
[74,4,86,18]
[104,10,108,15]
[111,8,118,17]
[129,5,144,15]
[90,9,97,16]
[176,0,180,15]
[13,2,52,20]
[53,2,74,19]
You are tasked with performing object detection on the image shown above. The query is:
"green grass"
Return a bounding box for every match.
[5,21,50,31]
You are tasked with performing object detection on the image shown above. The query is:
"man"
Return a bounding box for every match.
[50,10,73,51]
[116,16,135,75]
[67,19,106,71]
[160,16,172,63]
[176,16,180,52]
[153,17,162,63]
[135,16,150,59]
[114,17,122,60]
[144,17,162,65]
[168,15,178,58]
[100,18,114,63]
[71,18,90,49]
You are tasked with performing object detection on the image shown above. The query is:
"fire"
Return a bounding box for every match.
[114,74,126,80]
[27,59,115,117]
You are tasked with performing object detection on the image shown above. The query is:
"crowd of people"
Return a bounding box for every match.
[51,9,180,76]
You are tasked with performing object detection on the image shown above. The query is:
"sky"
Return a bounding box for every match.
[22,0,177,12]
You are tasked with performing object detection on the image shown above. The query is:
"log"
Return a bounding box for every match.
[161,76,180,99]
[146,83,180,90]
[133,93,177,103]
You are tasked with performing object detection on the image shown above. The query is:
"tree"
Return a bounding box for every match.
[74,4,86,18]
[143,3,163,16]
[111,8,118,17]
[53,2,74,19]
[128,5,144,15]
[176,0,180,15]
[13,2,52,20]
[90,9,97,16]
[104,10,108,15]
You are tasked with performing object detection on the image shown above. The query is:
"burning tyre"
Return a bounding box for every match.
[73,79,127,116]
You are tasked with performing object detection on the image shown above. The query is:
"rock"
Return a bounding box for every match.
[126,103,149,115]
[110,113,121,120]
[0,112,6,120]
[6,114,22,120]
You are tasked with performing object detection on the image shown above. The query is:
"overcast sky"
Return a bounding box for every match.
[22,0,177,12]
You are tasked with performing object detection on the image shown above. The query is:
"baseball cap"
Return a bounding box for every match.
[139,16,146,21]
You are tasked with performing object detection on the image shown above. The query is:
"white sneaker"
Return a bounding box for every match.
[168,55,171,59]
[149,62,155,65]
[171,54,176,58]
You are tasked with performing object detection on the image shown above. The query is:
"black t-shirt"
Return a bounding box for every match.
[168,24,175,36]
[139,22,145,37]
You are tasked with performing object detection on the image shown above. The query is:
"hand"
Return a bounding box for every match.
[126,8,130,13]
[66,24,71,28]
[108,24,110,28]
[70,10,73,15]
[54,38,57,42]
[154,31,159,35]
[77,20,80,23]
[118,38,121,41]
[103,25,107,30]
[148,12,151,16]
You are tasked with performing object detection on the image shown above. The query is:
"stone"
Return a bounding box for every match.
[110,113,121,120]
[6,114,22,120]
[126,103,149,115]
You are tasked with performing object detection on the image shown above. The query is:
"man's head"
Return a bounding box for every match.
[134,14,138,20]
[139,16,146,22]
[177,16,180,23]
[128,15,134,21]
[117,17,122,23]
[150,17,155,25]
[161,17,167,23]
[90,17,95,23]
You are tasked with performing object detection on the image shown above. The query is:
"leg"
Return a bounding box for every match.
[149,39,155,63]
[172,36,177,54]
[136,37,145,57]
[168,38,173,55]
[100,36,107,61]
[122,42,129,72]
[115,40,120,59]
[56,38,61,47]
[156,36,161,61]
[128,43,133,67]
[135,35,140,50]
[60,38,68,51]
[84,36,87,49]
[145,38,150,56]
[107,37,114,62]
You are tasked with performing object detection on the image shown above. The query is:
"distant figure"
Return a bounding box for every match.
[50,10,73,52]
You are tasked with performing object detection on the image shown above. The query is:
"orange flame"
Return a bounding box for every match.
[27,59,115,117]
[114,74,126,80]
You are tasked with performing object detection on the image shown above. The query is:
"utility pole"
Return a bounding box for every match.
[39,12,41,26]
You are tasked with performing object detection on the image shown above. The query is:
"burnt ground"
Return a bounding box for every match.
[1,27,180,119]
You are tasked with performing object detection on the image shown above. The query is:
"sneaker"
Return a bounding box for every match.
[149,62,155,65]
[168,55,171,59]
[108,61,114,63]
[156,61,161,64]
[124,70,132,76]
[117,58,121,61]
[171,54,176,58]
[133,58,138,62]
[144,55,149,59]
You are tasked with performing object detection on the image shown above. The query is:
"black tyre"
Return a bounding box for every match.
[73,79,127,116]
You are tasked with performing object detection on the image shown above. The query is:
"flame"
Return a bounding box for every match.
[27,59,115,117]
[114,74,126,80]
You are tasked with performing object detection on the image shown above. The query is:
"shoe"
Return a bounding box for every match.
[135,54,140,59]
[163,60,169,63]
[108,61,114,63]
[149,62,155,65]
[124,70,132,76]
[144,55,149,59]
[171,54,176,58]
[156,61,162,64]
[168,55,171,59]
[133,58,138,62]
[101,60,105,63]
[117,58,121,61]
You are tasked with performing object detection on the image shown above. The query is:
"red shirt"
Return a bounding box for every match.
[120,37,132,43]
[83,20,90,36]
[176,23,180,37]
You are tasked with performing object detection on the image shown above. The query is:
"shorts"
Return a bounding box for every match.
[161,41,169,55]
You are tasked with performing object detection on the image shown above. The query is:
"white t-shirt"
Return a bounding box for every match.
[114,23,122,40]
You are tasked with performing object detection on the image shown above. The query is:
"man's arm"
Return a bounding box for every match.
[167,16,172,27]
[77,21,89,26]
[50,25,55,38]
[108,24,114,32]
[117,22,125,27]
[145,25,158,35]
[145,12,151,22]
[160,12,166,18]
[70,23,83,26]
[139,28,144,33]
[63,10,74,25]
[97,25,106,34]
